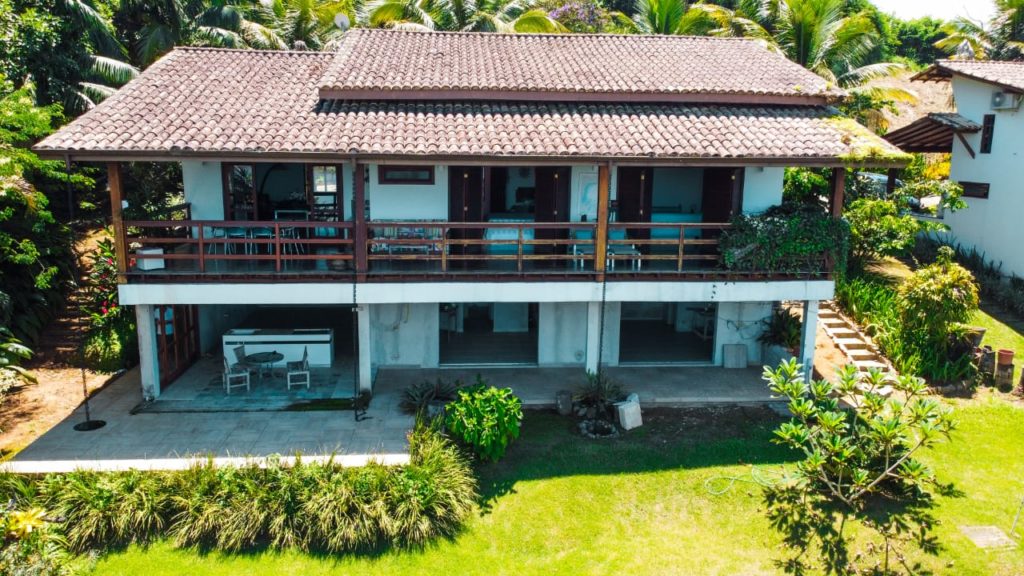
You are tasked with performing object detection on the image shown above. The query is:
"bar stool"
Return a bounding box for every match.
[225,227,247,255]
[251,227,274,255]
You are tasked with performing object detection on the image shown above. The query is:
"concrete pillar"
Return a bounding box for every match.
[799,300,820,381]
[357,304,372,392]
[135,304,161,400]
[585,301,601,373]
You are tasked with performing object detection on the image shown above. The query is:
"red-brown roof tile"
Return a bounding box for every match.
[914,59,1024,92]
[35,47,901,163]
[318,29,843,102]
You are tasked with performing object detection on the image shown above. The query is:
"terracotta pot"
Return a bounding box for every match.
[998,349,1015,366]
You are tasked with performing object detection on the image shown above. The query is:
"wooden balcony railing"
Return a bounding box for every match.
[126,220,355,275]
[121,219,830,282]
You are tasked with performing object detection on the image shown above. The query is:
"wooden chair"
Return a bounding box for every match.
[223,356,251,394]
[286,346,311,390]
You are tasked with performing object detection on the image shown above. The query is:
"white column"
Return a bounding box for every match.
[585,301,601,373]
[357,304,372,392]
[135,304,161,400]
[799,300,820,381]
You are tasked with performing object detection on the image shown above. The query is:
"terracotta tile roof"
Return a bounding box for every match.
[318,30,842,103]
[884,113,981,153]
[35,47,902,163]
[915,59,1024,92]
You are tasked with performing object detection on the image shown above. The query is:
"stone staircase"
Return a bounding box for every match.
[819,302,896,374]
[33,272,90,367]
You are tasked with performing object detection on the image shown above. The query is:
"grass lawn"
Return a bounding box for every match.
[93,402,1024,576]
[972,306,1024,383]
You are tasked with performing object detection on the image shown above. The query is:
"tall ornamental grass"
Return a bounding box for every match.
[3,421,477,555]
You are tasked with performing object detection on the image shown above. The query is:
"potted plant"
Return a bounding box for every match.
[759,307,802,367]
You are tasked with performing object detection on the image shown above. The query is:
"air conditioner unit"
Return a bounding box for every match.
[991,91,1021,110]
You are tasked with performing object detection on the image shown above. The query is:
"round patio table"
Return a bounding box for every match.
[245,351,284,381]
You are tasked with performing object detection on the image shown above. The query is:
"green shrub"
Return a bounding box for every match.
[720,204,849,277]
[758,307,801,352]
[845,198,923,264]
[444,382,523,462]
[82,320,137,373]
[2,423,477,556]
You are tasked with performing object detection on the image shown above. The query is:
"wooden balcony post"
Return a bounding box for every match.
[829,168,846,218]
[108,162,128,283]
[353,162,368,278]
[595,163,611,278]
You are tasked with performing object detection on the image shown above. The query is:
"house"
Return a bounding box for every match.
[886,59,1024,277]
[35,30,905,402]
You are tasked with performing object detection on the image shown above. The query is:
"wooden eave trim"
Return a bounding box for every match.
[37,150,907,168]
[316,88,834,106]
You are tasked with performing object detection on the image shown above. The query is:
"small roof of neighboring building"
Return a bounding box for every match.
[34,38,904,165]
[883,113,981,153]
[914,59,1024,93]
[317,29,843,103]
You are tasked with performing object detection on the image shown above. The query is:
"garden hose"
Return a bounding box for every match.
[703,466,780,496]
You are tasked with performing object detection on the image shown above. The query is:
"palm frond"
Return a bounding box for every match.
[192,25,245,47]
[239,19,288,49]
[511,9,567,33]
[78,82,117,104]
[89,56,140,85]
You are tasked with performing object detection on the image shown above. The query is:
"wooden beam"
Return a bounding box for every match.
[595,163,611,278]
[353,163,368,278]
[829,168,846,218]
[955,131,976,159]
[108,162,129,283]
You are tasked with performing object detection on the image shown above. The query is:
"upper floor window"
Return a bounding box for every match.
[960,181,990,199]
[378,165,434,185]
[980,114,995,154]
[309,165,341,221]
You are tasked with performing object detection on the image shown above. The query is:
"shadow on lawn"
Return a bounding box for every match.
[476,405,800,512]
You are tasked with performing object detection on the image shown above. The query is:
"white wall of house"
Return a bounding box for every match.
[742,167,784,214]
[944,76,1024,277]
[367,164,449,220]
[181,160,224,220]
[369,303,439,367]
[713,301,771,366]
[538,302,588,365]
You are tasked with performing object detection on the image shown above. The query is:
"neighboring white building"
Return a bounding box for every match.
[888,60,1024,278]
[35,30,905,401]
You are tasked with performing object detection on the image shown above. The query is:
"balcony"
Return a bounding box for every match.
[122,218,832,283]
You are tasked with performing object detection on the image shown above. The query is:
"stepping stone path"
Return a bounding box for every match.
[818,302,897,375]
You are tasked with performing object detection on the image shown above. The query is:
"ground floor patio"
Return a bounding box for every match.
[6,363,777,472]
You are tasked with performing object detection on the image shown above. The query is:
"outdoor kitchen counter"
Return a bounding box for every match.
[222,328,334,367]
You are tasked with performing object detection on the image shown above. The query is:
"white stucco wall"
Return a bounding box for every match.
[742,167,784,214]
[538,302,588,365]
[368,164,449,220]
[943,76,1024,277]
[713,301,771,366]
[181,160,224,220]
[370,303,439,367]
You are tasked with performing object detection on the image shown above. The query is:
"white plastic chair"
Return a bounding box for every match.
[223,356,251,394]
[286,346,311,390]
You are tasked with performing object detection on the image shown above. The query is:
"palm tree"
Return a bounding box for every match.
[117,0,286,67]
[936,1,1024,60]
[360,0,566,32]
[56,0,140,110]
[263,0,352,49]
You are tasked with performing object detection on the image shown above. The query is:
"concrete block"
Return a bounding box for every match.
[555,390,573,416]
[723,343,748,369]
[615,400,642,431]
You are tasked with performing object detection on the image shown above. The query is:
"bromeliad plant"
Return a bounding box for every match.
[444,379,523,462]
[763,360,956,575]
